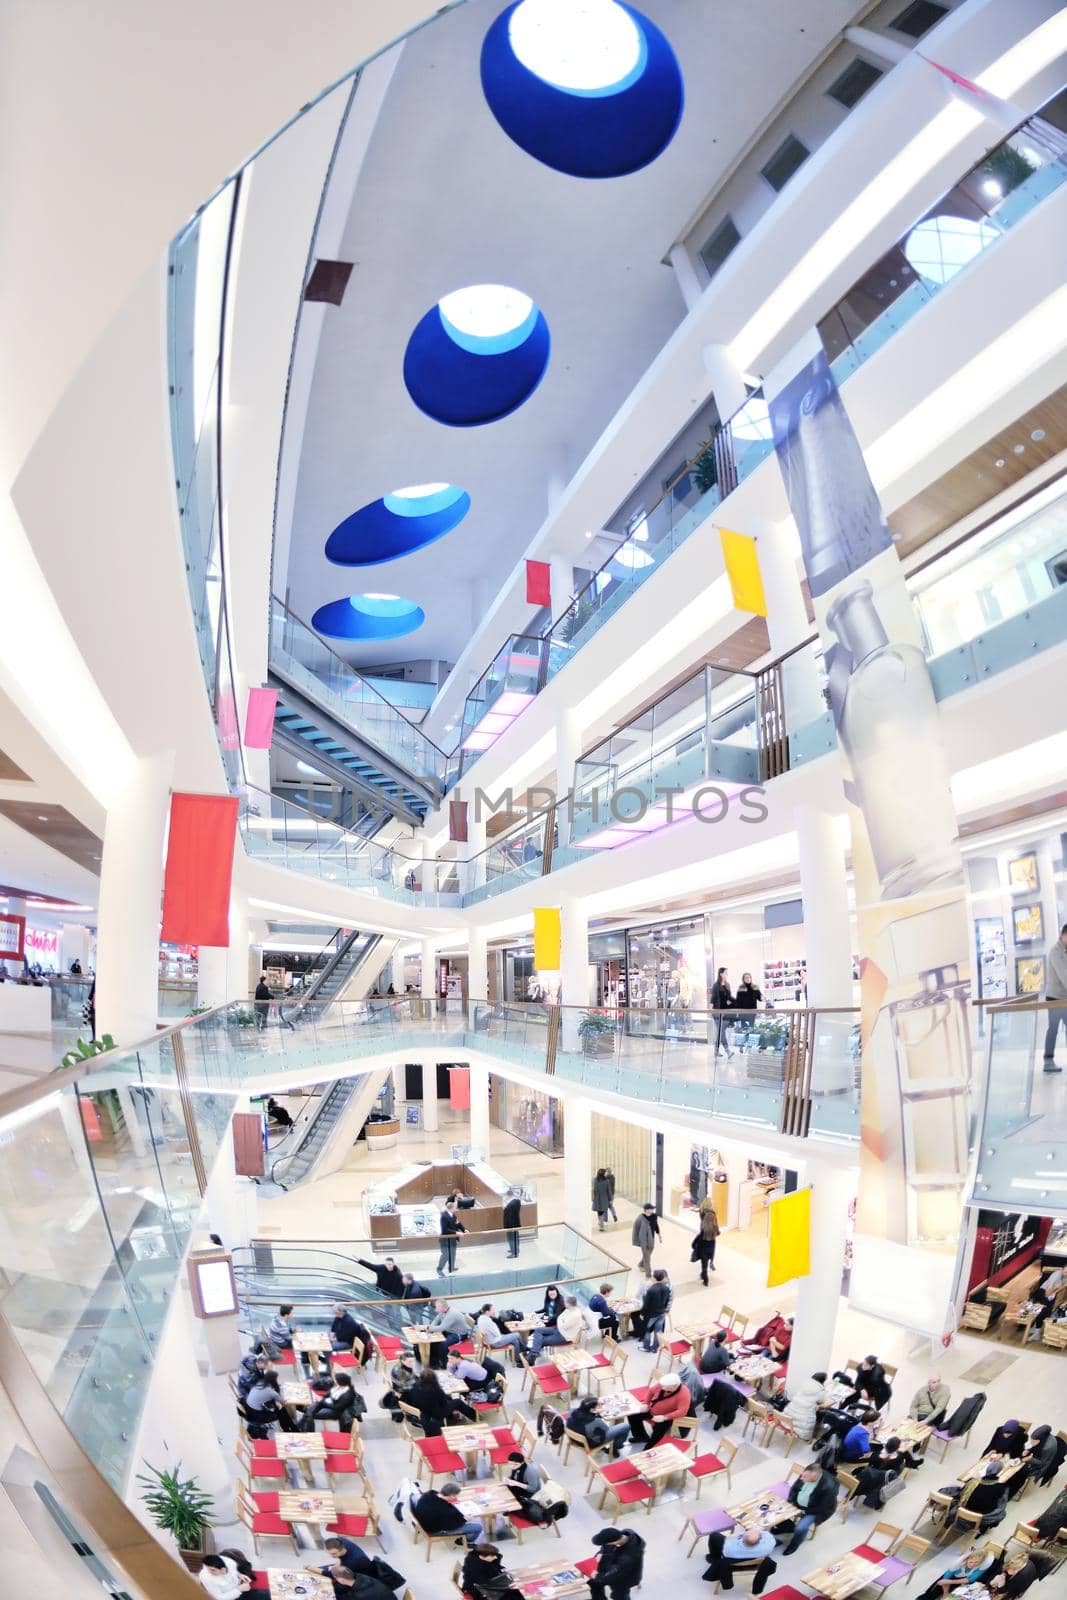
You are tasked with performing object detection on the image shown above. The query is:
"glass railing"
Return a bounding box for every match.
[818,89,1067,381]
[570,663,761,848]
[464,808,558,904]
[453,633,546,780]
[269,594,448,795]
[973,998,1067,1212]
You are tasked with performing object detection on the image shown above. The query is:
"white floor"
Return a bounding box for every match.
[193,1114,1067,1598]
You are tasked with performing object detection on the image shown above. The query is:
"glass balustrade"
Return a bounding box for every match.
[972,999,1067,1213]
[464,809,557,904]
[454,633,545,779]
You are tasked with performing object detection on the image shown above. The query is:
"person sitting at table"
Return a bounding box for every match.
[447,1349,506,1391]
[908,1371,951,1426]
[303,1371,360,1429]
[987,1552,1039,1597]
[356,1255,405,1299]
[241,1369,296,1433]
[267,1303,295,1349]
[747,1313,792,1361]
[1019,1423,1058,1486]
[699,1328,734,1376]
[914,1540,998,1600]
[568,1394,630,1460]
[983,1419,1028,1459]
[236,1352,271,1400]
[265,1096,293,1129]
[836,1354,890,1409]
[840,1409,881,1461]
[319,1535,376,1578]
[955,1459,1010,1530]
[541,1284,565,1324]
[703,1526,778,1595]
[853,1436,922,1508]
[778,1461,839,1553]
[502,1449,545,1508]
[527,1295,597,1359]
[329,1304,364,1353]
[588,1283,619,1341]
[477,1303,528,1362]
[628,1371,693,1448]
[429,1299,473,1362]
[779,1372,828,1441]
[413,1481,484,1546]
[199,1554,268,1599]
[677,1356,708,1415]
[382,1352,419,1420]
[631,1269,672,1351]
[462,1543,520,1600]
[402,1272,432,1305]
[328,1565,395,1600]
[1032,1484,1067,1539]
[410,1367,475,1436]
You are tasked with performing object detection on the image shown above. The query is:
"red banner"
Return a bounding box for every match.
[244,687,278,749]
[449,800,468,843]
[161,793,239,947]
[525,559,551,607]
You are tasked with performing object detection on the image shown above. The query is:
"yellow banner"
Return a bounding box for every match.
[533,907,561,970]
[767,1186,811,1288]
[720,527,767,617]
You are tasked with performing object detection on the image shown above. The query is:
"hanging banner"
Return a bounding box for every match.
[243,687,278,749]
[767,1186,811,1288]
[719,528,767,616]
[0,913,26,961]
[161,793,239,948]
[533,907,561,971]
[768,344,971,1340]
[525,559,551,607]
[449,799,469,843]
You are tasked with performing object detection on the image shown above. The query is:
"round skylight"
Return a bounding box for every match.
[313,593,426,641]
[328,484,471,564]
[403,285,550,426]
[388,482,451,501]
[438,285,539,355]
[508,0,645,96]
[731,396,773,443]
[903,214,1000,287]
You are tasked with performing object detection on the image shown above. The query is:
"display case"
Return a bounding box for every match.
[362,1158,538,1246]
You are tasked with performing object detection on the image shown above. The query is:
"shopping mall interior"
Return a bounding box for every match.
[3,1,1067,1597]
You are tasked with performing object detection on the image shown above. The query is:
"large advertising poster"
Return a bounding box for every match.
[768,346,972,1340]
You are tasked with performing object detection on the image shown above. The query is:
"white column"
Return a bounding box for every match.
[197,946,229,1009]
[204,1106,258,1255]
[701,342,748,419]
[668,242,703,313]
[226,891,251,1001]
[469,1060,490,1158]
[422,1061,439,1133]
[559,898,589,1051]
[467,925,487,1004]
[758,519,809,654]
[548,553,573,618]
[787,1160,853,1393]
[95,749,173,1045]
[555,705,583,846]
[796,804,854,1093]
[420,938,436,1000]
[563,1093,593,1237]
[60,923,91,971]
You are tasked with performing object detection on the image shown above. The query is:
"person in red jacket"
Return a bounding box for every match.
[628,1372,694,1447]
[749,1314,793,1360]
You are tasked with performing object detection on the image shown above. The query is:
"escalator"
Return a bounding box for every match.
[267,1068,390,1190]
[269,594,448,828]
[279,928,397,1023]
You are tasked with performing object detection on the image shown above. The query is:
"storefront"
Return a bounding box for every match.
[588,929,627,1007]
[489,1075,563,1155]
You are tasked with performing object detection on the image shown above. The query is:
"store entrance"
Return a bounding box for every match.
[960,1209,1066,1349]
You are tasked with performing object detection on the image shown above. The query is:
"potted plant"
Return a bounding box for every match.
[577,1010,616,1057]
[136,1461,215,1571]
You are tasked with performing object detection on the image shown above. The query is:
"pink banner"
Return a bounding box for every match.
[244,687,278,750]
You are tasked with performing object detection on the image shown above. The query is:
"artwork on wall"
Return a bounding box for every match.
[1015,955,1045,996]
[1012,902,1045,946]
[975,916,1008,1000]
[1008,851,1040,893]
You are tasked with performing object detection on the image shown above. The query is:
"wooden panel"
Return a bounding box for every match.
[0,748,30,781]
[232,1111,265,1178]
[591,1112,652,1209]
[0,799,102,873]
[304,258,354,305]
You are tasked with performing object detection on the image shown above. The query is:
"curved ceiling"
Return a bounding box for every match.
[285,0,870,673]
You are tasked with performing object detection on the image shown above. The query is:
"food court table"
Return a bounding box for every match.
[442,1422,497,1454]
[292,1332,333,1357]
[455,1479,520,1529]
[882,1417,932,1451]
[672,1322,722,1360]
[275,1490,336,1528]
[279,1379,313,1409]
[548,1347,598,1382]
[803,1551,882,1599]
[275,1435,327,1461]
[959,1454,1020,1486]
[596,1390,647,1421]
[514,1560,591,1599]
[265,1571,333,1600]
[402,1325,446,1363]
[725,1487,794,1532]
[506,1315,546,1334]
[626,1443,690,1495]
[609,1299,642,1338]
[439,1370,471,1397]
[730,1355,781,1384]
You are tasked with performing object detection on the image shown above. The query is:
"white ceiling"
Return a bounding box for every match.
[286,0,868,669]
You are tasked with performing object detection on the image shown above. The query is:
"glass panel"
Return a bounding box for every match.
[974,1001,1067,1211]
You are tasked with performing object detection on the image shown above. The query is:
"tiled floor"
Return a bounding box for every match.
[198,1114,1067,1598]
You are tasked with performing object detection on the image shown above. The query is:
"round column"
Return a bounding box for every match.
[786,1159,853,1393]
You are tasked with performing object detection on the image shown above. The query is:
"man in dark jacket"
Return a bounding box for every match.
[237,1352,271,1399]
[330,1305,361,1351]
[357,1255,404,1298]
[437,1200,466,1275]
[779,1464,839,1553]
[328,1567,394,1600]
[1033,1484,1067,1539]
[589,1527,644,1600]
[402,1273,431,1304]
[631,1205,660,1276]
[503,1190,523,1258]
[322,1535,375,1577]
[631,1268,672,1350]
[699,1329,734,1375]
[413,1482,483,1544]
[839,1355,890,1409]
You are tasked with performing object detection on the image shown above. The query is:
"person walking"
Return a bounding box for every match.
[694,1192,720,1285]
[502,1189,522,1258]
[254,973,272,1030]
[588,1528,644,1600]
[732,971,762,1052]
[356,1256,404,1298]
[604,1168,618,1223]
[436,1198,466,1275]
[711,967,734,1057]
[631,1203,660,1277]
[1042,922,1067,1071]
[592,1168,613,1232]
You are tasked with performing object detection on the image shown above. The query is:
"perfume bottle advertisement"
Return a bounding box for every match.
[768,345,974,1343]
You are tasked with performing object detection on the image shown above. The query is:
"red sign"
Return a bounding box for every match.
[525,559,551,607]
[0,913,25,960]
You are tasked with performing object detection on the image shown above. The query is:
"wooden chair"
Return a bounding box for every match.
[715,1306,748,1343]
[910,1490,957,1541]
[234,1437,287,1488]
[740,1398,772,1443]
[327,1489,384,1549]
[867,1532,931,1594]
[705,1555,768,1594]
[595,1464,655,1521]
[372,1333,407,1376]
[330,1336,367,1378]
[510,1483,570,1543]
[561,1426,611,1478]
[590,1338,627,1393]
[836,1469,860,1522]
[235,1482,297,1556]
[325,1432,369,1490]
[412,1436,467,1486]
[399,1401,427,1440]
[524,1362,570,1407]
[857,1521,903,1554]
[688,1434,737,1498]
[764,1410,800,1457]
[321,1417,362,1454]
[652,1320,693,1375]
[679,1506,735,1558]
[452,1560,472,1600]
[411,1511,469,1563]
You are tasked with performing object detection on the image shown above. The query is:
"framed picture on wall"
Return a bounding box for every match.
[1015,956,1045,996]
[1012,903,1045,946]
[1008,851,1039,893]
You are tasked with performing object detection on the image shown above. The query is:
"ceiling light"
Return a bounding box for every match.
[981,178,1003,198]
[903,214,1000,286]
[295,761,318,776]
[37,814,49,822]
[508,0,644,94]
[730,395,773,442]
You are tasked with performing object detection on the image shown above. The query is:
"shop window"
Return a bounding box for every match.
[890,2,948,38]
[698,215,741,281]
[760,134,810,194]
[827,58,884,110]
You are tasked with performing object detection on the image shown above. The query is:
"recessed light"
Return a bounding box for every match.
[37,814,49,822]
[1013,443,1025,454]
[1031,427,1046,442]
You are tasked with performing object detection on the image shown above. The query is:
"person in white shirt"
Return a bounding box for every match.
[476,1304,527,1361]
[528,1296,596,1358]
[199,1555,265,1600]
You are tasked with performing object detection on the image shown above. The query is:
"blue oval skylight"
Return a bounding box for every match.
[327,482,471,565]
[403,284,550,427]
[312,593,426,641]
[481,1,683,179]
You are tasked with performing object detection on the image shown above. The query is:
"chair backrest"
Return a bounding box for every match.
[720,1305,740,1329]
[565,1428,593,1455]
[351,1336,367,1366]
[843,1358,860,1377]
[871,1522,903,1550]
[882,1363,898,1380]
[672,1416,699,1442]
[718,1438,738,1466]
[235,1483,255,1528]
[928,1492,956,1513]
[783,1461,803,1483]
[746,1399,771,1424]
[954,1509,985,1535]
[892,1534,930,1563]
[450,1560,466,1599]
[399,1401,422,1426]
[837,1469,860,1496]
